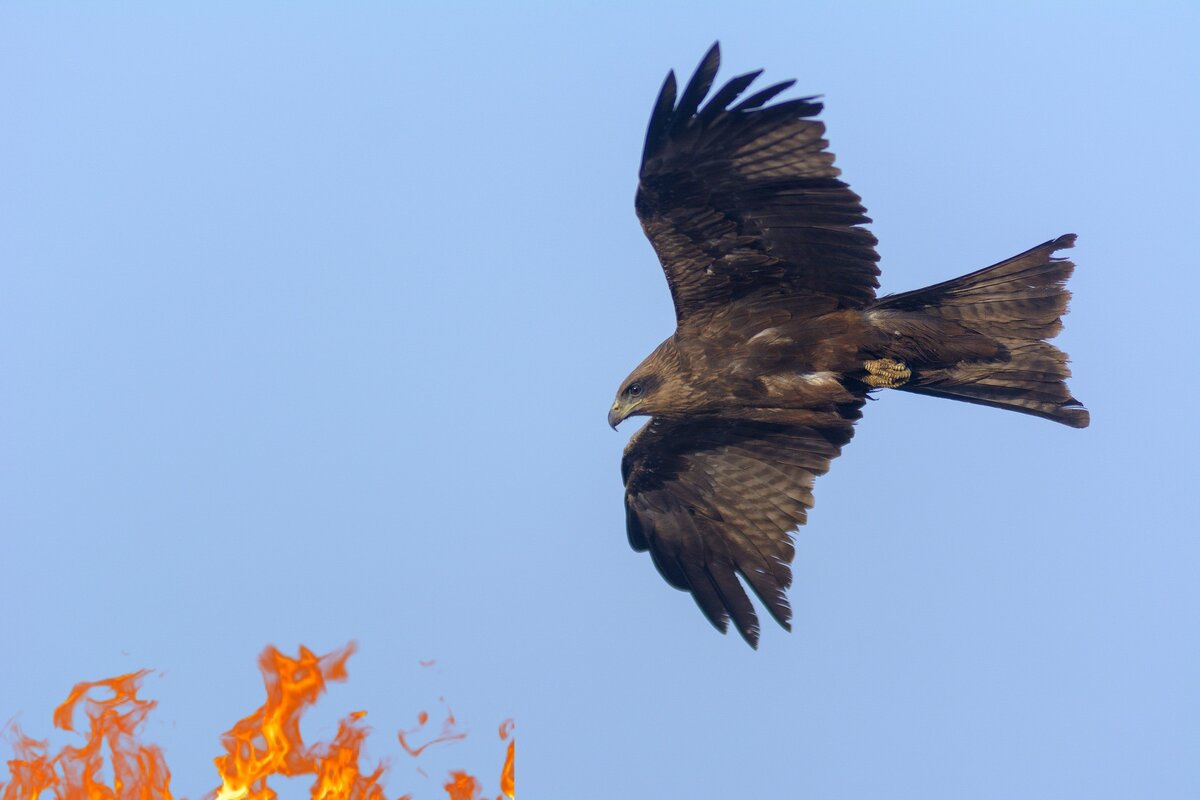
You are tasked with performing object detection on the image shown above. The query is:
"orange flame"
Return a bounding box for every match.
[498,729,514,800]
[210,643,369,800]
[2,670,172,800]
[397,704,467,759]
[1,644,513,800]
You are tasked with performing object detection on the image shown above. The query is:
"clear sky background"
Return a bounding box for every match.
[2,3,1198,798]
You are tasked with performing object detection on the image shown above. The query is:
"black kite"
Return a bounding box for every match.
[609,44,1088,647]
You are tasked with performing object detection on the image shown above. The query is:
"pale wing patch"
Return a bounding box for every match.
[760,371,843,398]
[747,327,794,346]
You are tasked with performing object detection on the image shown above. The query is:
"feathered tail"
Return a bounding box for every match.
[872,234,1089,428]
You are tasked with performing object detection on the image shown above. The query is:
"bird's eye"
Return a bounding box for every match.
[627,382,643,397]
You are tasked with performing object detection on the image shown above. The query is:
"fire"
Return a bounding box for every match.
[211,643,381,800]
[1,644,513,800]
[497,728,513,800]
[1,670,172,800]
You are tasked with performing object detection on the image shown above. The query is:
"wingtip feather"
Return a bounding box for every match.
[642,69,678,162]
[732,79,797,111]
[672,43,722,127]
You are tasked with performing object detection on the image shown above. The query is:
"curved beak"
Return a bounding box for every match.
[608,401,624,430]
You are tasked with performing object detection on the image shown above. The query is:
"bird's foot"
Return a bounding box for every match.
[863,358,911,388]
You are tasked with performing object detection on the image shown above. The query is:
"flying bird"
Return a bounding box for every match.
[609,44,1088,648]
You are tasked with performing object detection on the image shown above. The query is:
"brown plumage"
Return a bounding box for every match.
[609,43,1089,647]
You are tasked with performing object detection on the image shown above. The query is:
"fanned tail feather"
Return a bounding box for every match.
[874,234,1089,428]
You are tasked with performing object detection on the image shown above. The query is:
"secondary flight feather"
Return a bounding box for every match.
[609,43,1088,647]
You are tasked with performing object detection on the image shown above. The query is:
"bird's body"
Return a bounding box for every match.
[626,311,863,414]
[610,44,1089,647]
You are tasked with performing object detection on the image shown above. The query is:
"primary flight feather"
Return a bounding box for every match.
[610,43,1088,648]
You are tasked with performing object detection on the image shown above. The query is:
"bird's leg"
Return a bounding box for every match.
[863,358,911,388]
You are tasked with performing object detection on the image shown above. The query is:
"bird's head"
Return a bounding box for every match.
[608,373,659,430]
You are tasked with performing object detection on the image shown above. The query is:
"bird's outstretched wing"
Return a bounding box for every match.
[622,409,860,647]
[637,43,880,323]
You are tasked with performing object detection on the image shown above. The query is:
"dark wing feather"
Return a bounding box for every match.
[671,43,720,130]
[637,43,880,323]
[732,79,796,111]
[622,411,859,647]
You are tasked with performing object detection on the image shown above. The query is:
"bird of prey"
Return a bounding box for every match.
[609,44,1088,647]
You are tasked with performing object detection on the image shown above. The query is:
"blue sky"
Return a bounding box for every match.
[2,3,1198,798]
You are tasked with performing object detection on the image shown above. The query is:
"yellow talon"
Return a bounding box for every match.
[863,358,911,388]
